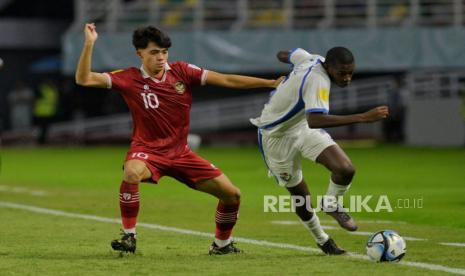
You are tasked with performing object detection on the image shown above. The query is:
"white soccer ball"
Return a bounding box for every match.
[366,230,406,262]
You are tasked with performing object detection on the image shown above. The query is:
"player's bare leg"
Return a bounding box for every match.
[316,144,358,231]
[111,159,152,254]
[287,180,346,255]
[196,174,242,255]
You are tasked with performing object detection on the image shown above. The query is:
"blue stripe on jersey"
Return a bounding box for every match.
[257,129,279,184]
[269,89,276,97]
[265,89,277,105]
[261,65,314,129]
[306,108,329,114]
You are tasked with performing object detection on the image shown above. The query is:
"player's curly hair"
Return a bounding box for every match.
[132,26,172,49]
[325,47,354,66]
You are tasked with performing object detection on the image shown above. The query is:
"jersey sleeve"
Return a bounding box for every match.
[289,48,312,66]
[177,61,208,87]
[104,69,130,92]
[302,74,330,114]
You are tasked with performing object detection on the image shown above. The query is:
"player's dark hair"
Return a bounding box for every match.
[132,26,172,49]
[325,47,354,66]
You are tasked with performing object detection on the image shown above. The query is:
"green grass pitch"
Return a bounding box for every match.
[0,145,464,275]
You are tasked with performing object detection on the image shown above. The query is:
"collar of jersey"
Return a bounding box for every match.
[140,63,172,83]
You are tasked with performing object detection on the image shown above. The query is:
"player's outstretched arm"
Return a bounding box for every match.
[206,70,284,89]
[307,106,389,128]
[277,50,291,64]
[75,23,109,88]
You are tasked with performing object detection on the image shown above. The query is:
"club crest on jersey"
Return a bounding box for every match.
[174,81,186,94]
[143,84,150,91]
[279,173,292,182]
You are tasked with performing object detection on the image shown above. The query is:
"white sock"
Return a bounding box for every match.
[323,179,350,211]
[301,214,329,246]
[214,237,231,248]
[326,179,350,197]
[124,228,136,236]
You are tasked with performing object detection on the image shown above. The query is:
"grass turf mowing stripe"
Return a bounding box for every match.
[1,200,465,275]
[439,243,465,248]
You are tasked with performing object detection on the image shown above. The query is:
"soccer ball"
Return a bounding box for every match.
[366,230,406,262]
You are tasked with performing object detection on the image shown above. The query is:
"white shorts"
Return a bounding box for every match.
[258,127,336,188]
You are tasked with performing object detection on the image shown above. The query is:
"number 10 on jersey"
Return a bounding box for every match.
[141,92,159,109]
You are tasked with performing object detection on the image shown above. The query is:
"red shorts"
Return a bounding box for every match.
[125,147,223,188]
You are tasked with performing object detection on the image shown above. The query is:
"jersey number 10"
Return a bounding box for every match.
[141,93,160,109]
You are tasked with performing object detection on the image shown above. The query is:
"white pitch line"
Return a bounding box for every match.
[440,243,465,248]
[271,220,337,230]
[271,220,426,241]
[1,201,464,275]
[347,231,427,241]
[0,185,48,197]
[273,219,408,226]
[321,225,339,230]
[320,219,407,225]
[271,220,301,225]
[357,219,408,225]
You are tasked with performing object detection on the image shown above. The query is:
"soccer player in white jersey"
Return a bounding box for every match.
[251,47,389,254]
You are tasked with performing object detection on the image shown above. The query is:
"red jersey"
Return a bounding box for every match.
[105,62,207,158]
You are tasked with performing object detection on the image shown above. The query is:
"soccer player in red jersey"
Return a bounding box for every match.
[75,23,282,255]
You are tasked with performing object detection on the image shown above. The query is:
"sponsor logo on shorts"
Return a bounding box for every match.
[131,152,149,159]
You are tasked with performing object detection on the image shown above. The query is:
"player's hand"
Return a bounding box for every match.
[271,76,286,88]
[84,23,98,44]
[361,106,389,122]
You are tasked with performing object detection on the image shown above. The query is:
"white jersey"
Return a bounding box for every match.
[251,48,331,136]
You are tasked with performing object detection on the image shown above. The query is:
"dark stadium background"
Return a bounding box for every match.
[0,0,421,145]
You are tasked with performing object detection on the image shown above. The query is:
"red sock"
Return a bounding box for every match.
[215,201,240,240]
[119,181,140,230]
